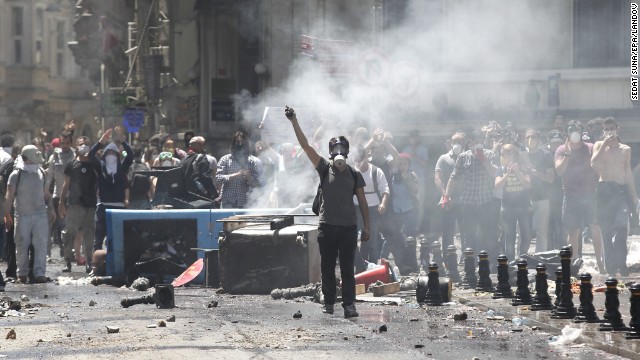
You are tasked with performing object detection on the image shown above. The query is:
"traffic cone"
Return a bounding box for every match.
[355,258,391,290]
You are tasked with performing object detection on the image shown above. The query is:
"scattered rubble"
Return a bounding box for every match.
[453,311,468,321]
[89,300,97,307]
[206,300,219,308]
[378,324,387,333]
[271,283,320,300]
[131,277,150,291]
[106,326,120,334]
[166,315,176,322]
[6,329,16,339]
[157,320,166,328]
[293,310,302,319]
[20,295,29,302]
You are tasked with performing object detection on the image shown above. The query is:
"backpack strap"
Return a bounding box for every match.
[348,165,359,195]
[371,164,381,201]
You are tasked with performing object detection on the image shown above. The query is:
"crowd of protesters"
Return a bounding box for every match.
[0,113,636,291]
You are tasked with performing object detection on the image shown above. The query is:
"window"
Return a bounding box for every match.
[56,21,66,76]
[14,40,22,64]
[12,7,23,36]
[56,21,65,49]
[35,40,42,65]
[574,0,630,68]
[12,7,24,64]
[36,8,44,37]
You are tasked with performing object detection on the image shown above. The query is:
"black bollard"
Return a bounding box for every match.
[475,250,493,292]
[531,263,554,311]
[599,278,630,331]
[121,294,155,308]
[551,246,576,319]
[431,241,444,268]
[574,273,601,323]
[625,283,640,339]
[424,263,443,306]
[460,248,477,289]
[493,255,513,299]
[445,245,461,283]
[418,235,429,269]
[512,258,533,306]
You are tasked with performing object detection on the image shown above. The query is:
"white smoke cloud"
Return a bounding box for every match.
[235,0,574,208]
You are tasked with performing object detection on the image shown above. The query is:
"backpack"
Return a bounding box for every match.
[181,153,218,201]
[0,159,14,198]
[312,164,358,215]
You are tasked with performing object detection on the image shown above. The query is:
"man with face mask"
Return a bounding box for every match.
[45,132,75,259]
[285,106,369,318]
[58,136,98,273]
[3,145,54,284]
[435,132,466,263]
[215,132,261,209]
[444,130,499,261]
[555,120,604,271]
[524,129,554,252]
[591,118,637,276]
[89,128,133,255]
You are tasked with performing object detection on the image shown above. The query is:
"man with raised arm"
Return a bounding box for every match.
[285,106,369,318]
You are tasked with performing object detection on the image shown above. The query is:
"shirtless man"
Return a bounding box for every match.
[555,120,604,271]
[591,118,638,276]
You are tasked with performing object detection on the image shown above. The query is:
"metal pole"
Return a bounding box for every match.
[101,63,105,134]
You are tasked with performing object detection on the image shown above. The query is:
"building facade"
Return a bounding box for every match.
[0,0,95,144]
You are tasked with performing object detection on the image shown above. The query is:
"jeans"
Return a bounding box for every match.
[500,205,533,260]
[461,199,499,260]
[531,199,550,252]
[441,203,464,258]
[94,204,125,252]
[596,182,629,274]
[14,213,48,278]
[317,223,357,307]
[356,205,382,271]
[380,211,420,274]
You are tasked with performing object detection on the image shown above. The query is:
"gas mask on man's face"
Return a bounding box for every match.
[330,143,349,170]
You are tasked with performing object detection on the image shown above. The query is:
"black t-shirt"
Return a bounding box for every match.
[527,149,554,201]
[64,160,98,207]
[497,166,531,208]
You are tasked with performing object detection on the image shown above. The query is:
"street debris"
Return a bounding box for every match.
[271,283,320,300]
[293,310,302,319]
[20,295,29,302]
[5,329,16,339]
[166,315,176,322]
[106,326,120,334]
[89,300,97,306]
[378,324,387,332]
[453,311,468,321]
[147,324,157,329]
[549,325,582,346]
[131,277,150,291]
[157,320,166,327]
[57,277,92,286]
[206,300,219,308]
[66,333,71,337]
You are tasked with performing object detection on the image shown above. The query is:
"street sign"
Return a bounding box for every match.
[122,109,145,133]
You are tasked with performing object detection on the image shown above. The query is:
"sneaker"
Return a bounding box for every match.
[62,261,72,273]
[33,276,48,284]
[343,304,359,318]
[322,303,334,315]
[85,264,92,274]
